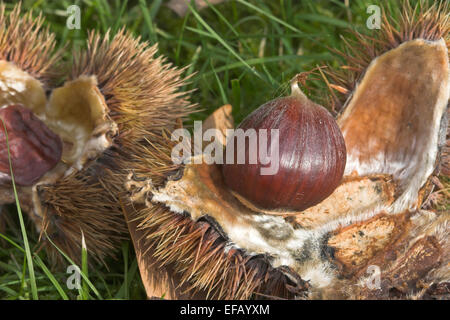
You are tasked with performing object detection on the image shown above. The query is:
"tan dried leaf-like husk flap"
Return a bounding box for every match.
[338,39,449,214]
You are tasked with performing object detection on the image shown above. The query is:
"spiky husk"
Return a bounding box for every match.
[0,3,69,261]
[0,4,124,265]
[136,206,307,299]
[0,3,61,87]
[71,29,195,142]
[37,30,196,265]
[124,137,308,299]
[39,169,126,265]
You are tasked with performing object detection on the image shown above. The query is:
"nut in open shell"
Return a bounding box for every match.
[125,1,450,299]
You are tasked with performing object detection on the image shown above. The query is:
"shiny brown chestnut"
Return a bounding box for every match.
[222,80,346,212]
[0,104,63,186]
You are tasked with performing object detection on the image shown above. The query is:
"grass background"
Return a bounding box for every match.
[0,0,446,300]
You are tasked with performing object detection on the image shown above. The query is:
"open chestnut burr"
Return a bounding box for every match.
[0,3,193,264]
[124,1,450,300]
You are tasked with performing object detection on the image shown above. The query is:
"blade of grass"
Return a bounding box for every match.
[44,231,102,299]
[93,269,113,299]
[1,119,38,300]
[139,0,157,43]
[175,11,190,65]
[114,241,130,299]
[197,53,331,77]
[187,1,262,80]
[231,79,241,115]
[112,0,128,34]
[0,286,18,296]
[33,255,69,300]
[204,0,252,53]
[149,0,163,19]
[20,256,28,299]
[210,60,228,105]
[0,233,26,252]
[235,0,302,34]
[295,13,352,28]
[182,45,202,92]
[0,232,69,299]
[81,231,89,300]
[0,260,19,273]
[94,0,109,33]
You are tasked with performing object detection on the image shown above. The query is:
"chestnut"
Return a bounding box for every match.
[221,79,346,212]
[0,104,63,186]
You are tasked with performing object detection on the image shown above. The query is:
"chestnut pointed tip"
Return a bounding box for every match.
[290,76,309,105]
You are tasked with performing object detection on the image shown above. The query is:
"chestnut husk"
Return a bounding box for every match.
[123,0,450,300]
[222,83,346,212]
[0,4,193,266]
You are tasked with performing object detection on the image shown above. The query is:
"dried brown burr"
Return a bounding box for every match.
[0,3,193,265]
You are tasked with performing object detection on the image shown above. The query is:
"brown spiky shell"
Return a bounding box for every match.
[0,4,60,86]
[40,28,197,264]
[0,4,193,266]
[124,0,449,299]
[0,4,123,264]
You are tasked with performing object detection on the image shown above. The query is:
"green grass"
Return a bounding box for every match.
[0,0,423,300]
[1,119,38,299]
[4,0,384,123]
